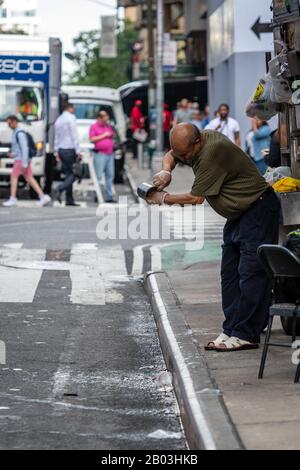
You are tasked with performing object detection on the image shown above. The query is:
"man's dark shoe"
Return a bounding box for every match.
[66,202,81,207]
[105,199,117,204]
[53,188,62,204]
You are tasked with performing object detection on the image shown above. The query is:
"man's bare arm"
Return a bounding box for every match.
[152,151,177,191]
[162,151,177,172]
[164,193,205,206]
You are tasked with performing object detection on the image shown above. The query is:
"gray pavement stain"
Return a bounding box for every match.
[0,238,186,449]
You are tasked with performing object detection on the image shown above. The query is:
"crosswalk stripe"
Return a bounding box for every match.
[150,246,162,271]
[70,244,106,305]
[0,244,45,303]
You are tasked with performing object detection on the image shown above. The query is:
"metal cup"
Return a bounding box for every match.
[137,182,157,200]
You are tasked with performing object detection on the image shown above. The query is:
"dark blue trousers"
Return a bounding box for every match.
[58,149,77,204]
[221,189,281,343]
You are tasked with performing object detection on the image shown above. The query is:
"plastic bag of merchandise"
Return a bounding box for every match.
[272,176,300,192]
[284,229,300,259]
[245,74,278,120]
[264,166,292,185]
[269,54,293,104]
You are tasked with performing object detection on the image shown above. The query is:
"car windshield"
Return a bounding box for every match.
[0,84,43,122]
[74,103,116,123]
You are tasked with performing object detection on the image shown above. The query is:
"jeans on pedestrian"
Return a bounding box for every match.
[93,152,115,201]
[221,189,281,343]
[58,149,77,204]
[255,159,268,176]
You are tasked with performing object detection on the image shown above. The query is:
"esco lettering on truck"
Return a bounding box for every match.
[0,58,49,75]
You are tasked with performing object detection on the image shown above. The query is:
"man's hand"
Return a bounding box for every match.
[153,170,172,191]
[146,190,168,206]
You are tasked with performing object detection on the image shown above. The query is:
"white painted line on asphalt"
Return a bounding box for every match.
[70,244,106,305]
[150,246,162,271]
[0,244,45,303]
[148,274,217,451]
[96,246,127,303]
[132,245,144,276]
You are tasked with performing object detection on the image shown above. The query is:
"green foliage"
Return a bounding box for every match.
[69,20,138,88]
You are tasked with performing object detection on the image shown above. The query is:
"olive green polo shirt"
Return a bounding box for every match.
[179,130,269,220]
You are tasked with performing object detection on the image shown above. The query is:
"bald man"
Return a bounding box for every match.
[148,123,281,352]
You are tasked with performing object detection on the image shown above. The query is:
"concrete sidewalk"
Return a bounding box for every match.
[127,155,300,450]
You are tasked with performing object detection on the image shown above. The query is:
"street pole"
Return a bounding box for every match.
[147,0,156,141]
[156,0,164,156]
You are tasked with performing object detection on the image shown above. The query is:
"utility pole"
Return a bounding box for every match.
[156,0,164,155]
[147,0,156,141]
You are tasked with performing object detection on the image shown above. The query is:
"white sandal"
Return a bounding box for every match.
[215,336,259,352]
[205,333,230,351]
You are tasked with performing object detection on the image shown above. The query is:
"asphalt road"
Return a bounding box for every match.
[0,186,186,450]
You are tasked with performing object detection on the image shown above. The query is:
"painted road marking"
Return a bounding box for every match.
[70,244,127,305]
[0,244,45,303]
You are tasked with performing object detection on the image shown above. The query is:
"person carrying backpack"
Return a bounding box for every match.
[2,115,51,207]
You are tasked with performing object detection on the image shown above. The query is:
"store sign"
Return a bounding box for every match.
[163,34,177,72]
[100,16,117,59]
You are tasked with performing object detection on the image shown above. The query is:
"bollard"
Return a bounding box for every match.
[138,143,144,169]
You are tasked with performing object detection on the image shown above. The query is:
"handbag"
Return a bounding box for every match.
[133,129,148,143]
[72,161,90,181]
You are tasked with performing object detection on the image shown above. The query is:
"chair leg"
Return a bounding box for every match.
[258,316,274,379]
[292,314,297,343]
[295,363,300,384]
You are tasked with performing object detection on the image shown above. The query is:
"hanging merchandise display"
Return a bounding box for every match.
[268,50,293,104]
[246,74,278,120]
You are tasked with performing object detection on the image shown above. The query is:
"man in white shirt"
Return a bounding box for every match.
[205,104,241,147]
[54,102,81,206]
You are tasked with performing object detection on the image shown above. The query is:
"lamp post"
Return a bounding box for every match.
[156,0,164,155]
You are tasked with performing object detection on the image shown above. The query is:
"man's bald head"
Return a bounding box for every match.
[170,124,202,164]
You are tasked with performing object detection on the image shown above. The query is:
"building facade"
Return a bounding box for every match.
[119,0,207,81]
[0,0,40,35]
[207,0,274,141]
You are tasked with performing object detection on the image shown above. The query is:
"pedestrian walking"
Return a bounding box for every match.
[89,110,116,203]
[250,117,272,175]
[205,103,241,146]
[54,103,81,206]
[2,115,51,207]
[130,99,145,159]
[150,124,281,352]
[201,105,211,128]
[163,103,172,150]
[190,110,205,130]
[173,99,193,126]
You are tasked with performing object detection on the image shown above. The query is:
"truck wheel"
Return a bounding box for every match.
[281,317,300,336]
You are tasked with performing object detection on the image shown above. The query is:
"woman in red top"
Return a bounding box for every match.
[130,100,144,159]
[163,103,172,150]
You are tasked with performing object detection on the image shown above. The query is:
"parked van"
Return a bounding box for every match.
[62,85,127,156]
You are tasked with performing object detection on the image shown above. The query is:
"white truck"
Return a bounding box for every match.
[0,35,62,187]
[62,85,127,154]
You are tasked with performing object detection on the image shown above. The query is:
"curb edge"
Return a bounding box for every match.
[144,270,243,451]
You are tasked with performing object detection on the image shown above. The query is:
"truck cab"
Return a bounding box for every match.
[0,80,46,182]
[0,35,62,189]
